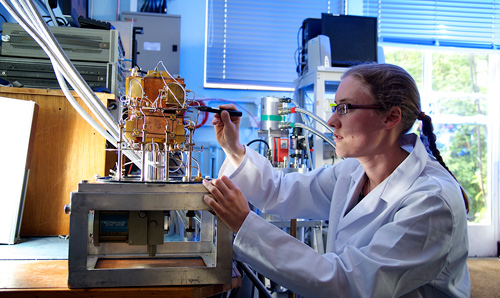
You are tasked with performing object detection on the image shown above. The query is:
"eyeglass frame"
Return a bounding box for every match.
[331,103,384,115]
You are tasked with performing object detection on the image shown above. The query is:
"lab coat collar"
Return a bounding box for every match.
[337,134,426,229]
[342,166,367,216]
[381,133,427,204]
[362,133,427,206]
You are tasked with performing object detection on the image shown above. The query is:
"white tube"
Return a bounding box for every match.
[43,0,57,26]
[24,0,120,139]
[10,3,114,147]
[294,122,336,149]
[53,65,117,146]
[293,107,335,135]
[9,0,113,135]
[14,0,119,139]
[9,0,116,140]
[1,0,142,166]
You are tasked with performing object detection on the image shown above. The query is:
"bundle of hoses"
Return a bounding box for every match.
[0,0,141,167]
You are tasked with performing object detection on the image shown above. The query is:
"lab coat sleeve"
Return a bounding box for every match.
[233,192,464,298]
[219,146,335,219]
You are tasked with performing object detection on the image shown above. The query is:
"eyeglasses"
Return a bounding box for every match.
[331,103,384,115]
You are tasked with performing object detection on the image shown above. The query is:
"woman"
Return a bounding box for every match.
[203,63,470,297]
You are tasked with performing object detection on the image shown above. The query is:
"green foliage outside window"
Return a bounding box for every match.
[385,47,489,223]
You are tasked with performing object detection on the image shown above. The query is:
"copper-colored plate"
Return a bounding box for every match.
[95,257,206,269]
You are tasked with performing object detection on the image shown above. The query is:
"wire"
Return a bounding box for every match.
[246,139,270,150]
[42,0,57,28]
[187,100,209,128]
[294,122,336,149]
[1,0,142,167]
[200,98,260,129]
[235,261,273,298]
[296,24,304,76]
[292,107,335,135]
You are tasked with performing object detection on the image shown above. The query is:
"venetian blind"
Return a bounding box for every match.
[205,0,341,90]
[363,0,500,49]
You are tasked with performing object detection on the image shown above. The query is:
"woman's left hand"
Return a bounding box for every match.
[202,176,250,233]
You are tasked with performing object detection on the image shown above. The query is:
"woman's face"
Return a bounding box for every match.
[327,75,390,159]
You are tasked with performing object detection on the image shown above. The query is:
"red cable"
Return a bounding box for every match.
[187,100,209,128]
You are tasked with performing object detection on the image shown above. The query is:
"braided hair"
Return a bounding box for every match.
[343,63,469,212]
[418,112,470,212]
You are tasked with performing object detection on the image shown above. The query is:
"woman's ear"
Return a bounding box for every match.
[384,106,402,129]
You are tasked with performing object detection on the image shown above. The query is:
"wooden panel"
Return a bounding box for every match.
[95,257,206,269]
[0,87,116,236]
[0,260,240,298]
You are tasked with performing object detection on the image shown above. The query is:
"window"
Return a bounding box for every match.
[204,0,340,90]
[363,0,500,49]
[364,0,500,256]
[385,46,494,224]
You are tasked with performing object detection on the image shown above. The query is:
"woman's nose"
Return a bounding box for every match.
[327,112,339,128]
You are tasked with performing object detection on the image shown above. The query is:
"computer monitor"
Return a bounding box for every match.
[321,14,377,67]
[58,0,88,27]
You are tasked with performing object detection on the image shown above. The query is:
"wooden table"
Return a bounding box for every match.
[0,260,241,298]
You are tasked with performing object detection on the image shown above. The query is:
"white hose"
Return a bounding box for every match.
[23,0,120,139]
[1,0,141,166]
[294,122,336,149]
[54,64,118,146]
[293,107,335,135]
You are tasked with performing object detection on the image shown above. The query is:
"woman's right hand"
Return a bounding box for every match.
[212,104,245,166]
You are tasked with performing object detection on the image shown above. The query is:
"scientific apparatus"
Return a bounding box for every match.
[258,96,336,172]
[67,69,233,288]
[0,0,233,288]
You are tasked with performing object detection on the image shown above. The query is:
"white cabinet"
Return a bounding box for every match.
[121,12,180,74]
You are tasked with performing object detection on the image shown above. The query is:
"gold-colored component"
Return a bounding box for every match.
[119,67,203,181]
[123,70,187,145]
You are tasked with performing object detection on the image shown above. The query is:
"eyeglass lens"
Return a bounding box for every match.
[332,104,347,115]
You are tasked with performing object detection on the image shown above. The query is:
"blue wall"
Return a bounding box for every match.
[0,0,295,101]
[115,0,295,176]
[0,0,297,177]
[129,0,293,100]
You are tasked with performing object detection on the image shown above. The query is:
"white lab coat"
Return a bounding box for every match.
[219,133,470,298]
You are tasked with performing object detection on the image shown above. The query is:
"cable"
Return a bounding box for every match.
[200,98,260,129]
[294,122,336,149]
[42,0,57,27]
[235,261,273,298]
[279,122,336,149]
[290,107,335,135]
[246,139,270,150]
[1,0,142,167]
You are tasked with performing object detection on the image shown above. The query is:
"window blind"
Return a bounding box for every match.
[363,0,500,49]
[205,0,340,90]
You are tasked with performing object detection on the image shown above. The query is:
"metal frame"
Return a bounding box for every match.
[68,181,233,288]
[270,220,325,254]
[295,66,346,168]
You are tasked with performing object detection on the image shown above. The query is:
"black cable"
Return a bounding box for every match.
[246,139,270,150]
[0,14,8,23]
[296,24,303,76]
[235,261,273,298]
[42,15,69,26]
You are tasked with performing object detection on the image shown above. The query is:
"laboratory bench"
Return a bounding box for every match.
[0,85,240,297]
[0,237,241,298]
[0,259,240,298]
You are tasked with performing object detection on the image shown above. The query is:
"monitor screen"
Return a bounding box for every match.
[58,0,88,27]
[321,14,377,67]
